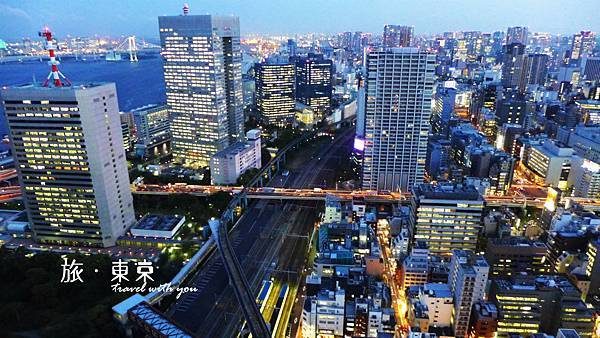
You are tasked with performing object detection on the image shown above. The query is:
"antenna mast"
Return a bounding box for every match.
[39,26,71,87]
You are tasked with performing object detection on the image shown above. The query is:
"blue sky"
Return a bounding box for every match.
[0,0,598,40]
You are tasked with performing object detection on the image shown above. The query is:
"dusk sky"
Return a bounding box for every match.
[0,0,598,41]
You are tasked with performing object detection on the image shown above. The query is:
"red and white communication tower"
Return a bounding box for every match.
[183,3,189,15]
[39,26,71,87]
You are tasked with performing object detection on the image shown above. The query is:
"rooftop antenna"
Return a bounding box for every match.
[183,3,189,15]
[38,26,71,87]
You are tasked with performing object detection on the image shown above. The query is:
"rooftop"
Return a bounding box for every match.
[488,237,547,249]
[422,283,452,298]
[2,82,108,91]
[130,103,167,113]
[558,329,581,338]
[132,214,185,232]
[494,275,580,295]
[413,183,483,201]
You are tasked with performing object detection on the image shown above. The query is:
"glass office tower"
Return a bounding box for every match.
[159,14,243,167]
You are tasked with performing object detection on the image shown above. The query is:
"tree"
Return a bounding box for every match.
[261,147,272,167]
[237,168,260,186]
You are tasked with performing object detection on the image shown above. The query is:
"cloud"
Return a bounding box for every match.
[0,4,34,39]
[0,4,32,21]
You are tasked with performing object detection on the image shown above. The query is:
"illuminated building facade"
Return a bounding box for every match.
[522,140,574,189]
[431,86,455,136]
[0,83,135,247]
[496,97,531,127]
[572,158,600,198]
[361,48,435,192]
[519,53,549,91]
[383,25,413,48]
[571,31,596,61]
[506,26,529,45]
[586,240,599,298]
[255,62,296,126]
[487,152,515,196]
[495,123,524,157]
[120,113,132,152]
[490,276,594,337]
[409,183,484,256]
[159,14,243,167]
[468,302,498,338]
[485,237,549,278]
[448,250,489,338]
[131,104,171,158]
[402,244,430,288]
[477,109,497,142]
[576,100,600,125]
[501,43,526,89]
[210,129,261,185]
[302,288,346,337]
[294,54,333,117]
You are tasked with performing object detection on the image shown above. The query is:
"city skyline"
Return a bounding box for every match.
[0,1,600,337]
[1,0,600,40]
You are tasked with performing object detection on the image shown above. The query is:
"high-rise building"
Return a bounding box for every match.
[131,104,171,158]
[585,240,599,298]
[521,140,575,189]
[120,113,133,153]
[463,31,484,61]
[571,158,600,199]
[487,151,515,196]
[409,183,484,256]
[1,83,135,247]
[383,25,413,48]
[294,54,333,117]
[338,32,352,50]
[506,26,528,45]
[570,31,596,61]
[485,237,550,278]
[495,123,524,157]
[490,276,595,337]
[431,86,456,136]
[361,48,435,192]
[448,250,489,338]
[581,57,600,81]
[159,12,243,167]
[495,96,532,127]
[501,43,526,88]
[426,138,452,180]
[287,38,297,57]
[519,53,549,90]
[255,62,296,126]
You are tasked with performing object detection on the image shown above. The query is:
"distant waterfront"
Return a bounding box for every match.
[0,55,166,135]
[0,56,166,111]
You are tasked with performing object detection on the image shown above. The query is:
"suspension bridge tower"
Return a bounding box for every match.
[127,36,138,62]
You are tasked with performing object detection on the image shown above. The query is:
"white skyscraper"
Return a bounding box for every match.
[159,11,243,167]
[1,83,135,247]
[360,48,435,192]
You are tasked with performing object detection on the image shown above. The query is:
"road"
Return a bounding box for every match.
[376,220,408,336]
[167,127,355,337]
